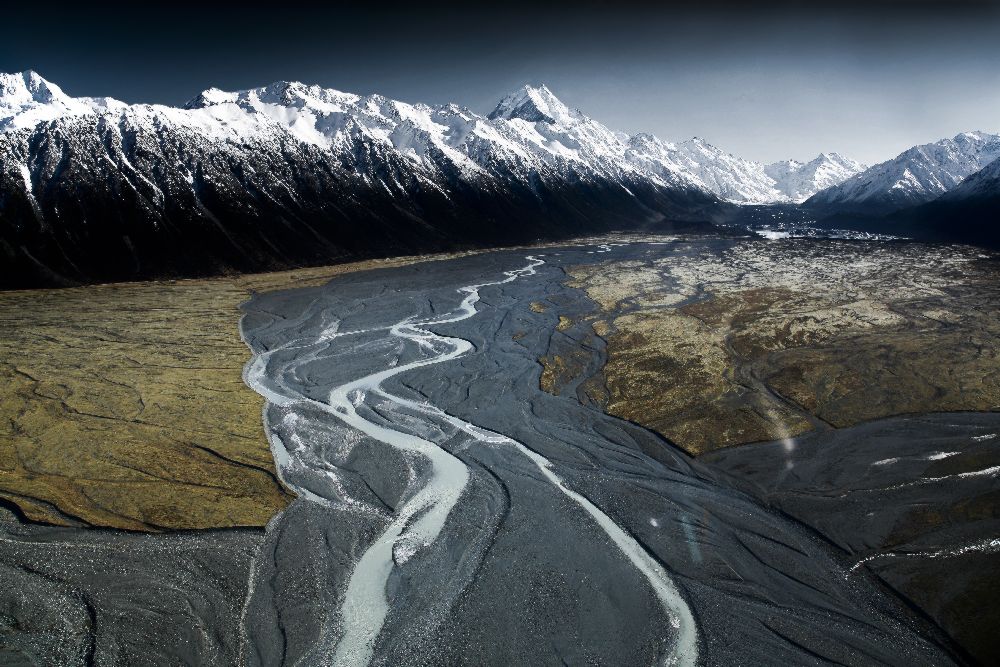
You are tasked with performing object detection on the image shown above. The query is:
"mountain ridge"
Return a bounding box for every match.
[806,130,1000,213]
[0,72,923,288]
[1,72,862,204]
[0,73,725,288]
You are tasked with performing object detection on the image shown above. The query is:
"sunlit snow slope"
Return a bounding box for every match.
[0,72,863,286]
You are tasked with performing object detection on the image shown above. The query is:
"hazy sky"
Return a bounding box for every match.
[3,1,1000,165]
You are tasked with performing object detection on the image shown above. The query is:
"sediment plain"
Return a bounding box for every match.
[544,237,1000,664]
[0,251,478,664]
[558,238,1000,454]
[1,235,996,665]
[238,238,979,666]
[703,412,1000,664]
[0,253,479,529]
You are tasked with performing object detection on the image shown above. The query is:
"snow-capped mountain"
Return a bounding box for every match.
[0,71,96,131]
[939,155,1000,201]
[0,71,869,287]
[630,135,780,204]
[806,131,1000,213]
[0,74,724,287]
[628,134,864,204]
[859,154,1000,248]
[763,153,866,203]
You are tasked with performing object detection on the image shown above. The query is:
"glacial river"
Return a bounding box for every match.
[239,240,957,666]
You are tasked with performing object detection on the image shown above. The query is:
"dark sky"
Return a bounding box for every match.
[3,1,1000,164]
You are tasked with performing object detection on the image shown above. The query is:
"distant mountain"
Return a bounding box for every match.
[629,134,864,204]
[0,74,724,287]
[806,131,1000,214]
[0,71,871,287]
[939,154,1000,201]
[630,135,781,204]
[0,70,95,131]
[763,153,866,203]
[808,152,1000,247]
[872,155,1000,247]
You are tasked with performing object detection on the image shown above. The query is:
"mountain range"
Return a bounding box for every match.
[0,71,997,287]
[855,150,1000,247]
[0,73,713,286]
[626,133,865,204]
[806,131,1000,213]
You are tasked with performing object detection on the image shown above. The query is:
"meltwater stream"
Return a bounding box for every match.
[326,256,696,666]
[244,255,695,665]
[240,241,960,667]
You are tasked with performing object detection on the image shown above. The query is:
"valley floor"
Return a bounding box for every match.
[1,234,997,665]
[0,253,480,530]
[542,237,1000,663]
[0,251,485,664]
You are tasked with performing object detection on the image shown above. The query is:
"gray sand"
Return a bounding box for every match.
[702,412,1000,663]
[0,506,262,665]
[2,239,987,666]
[239,240,961,666]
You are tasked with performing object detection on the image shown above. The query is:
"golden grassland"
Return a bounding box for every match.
[557,241,1000,455]
[0,253,474,531]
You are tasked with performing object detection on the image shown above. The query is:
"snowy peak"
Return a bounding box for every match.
[668,138,785,203]
[766,158,805,173]
[184,87,239,108]
[953,130,995,147]
[0,70,65,106]
[0,70,95,131]
[0,71,861,206]
[488,84,579,124]
[680,137,719,152]
[627,132,669,152]
[940,154,1000,201]
[764,152,866,202]
[808,131,1000,212]
[186,80,361,112]
[252,80,362,110]
[624,134,861,204]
